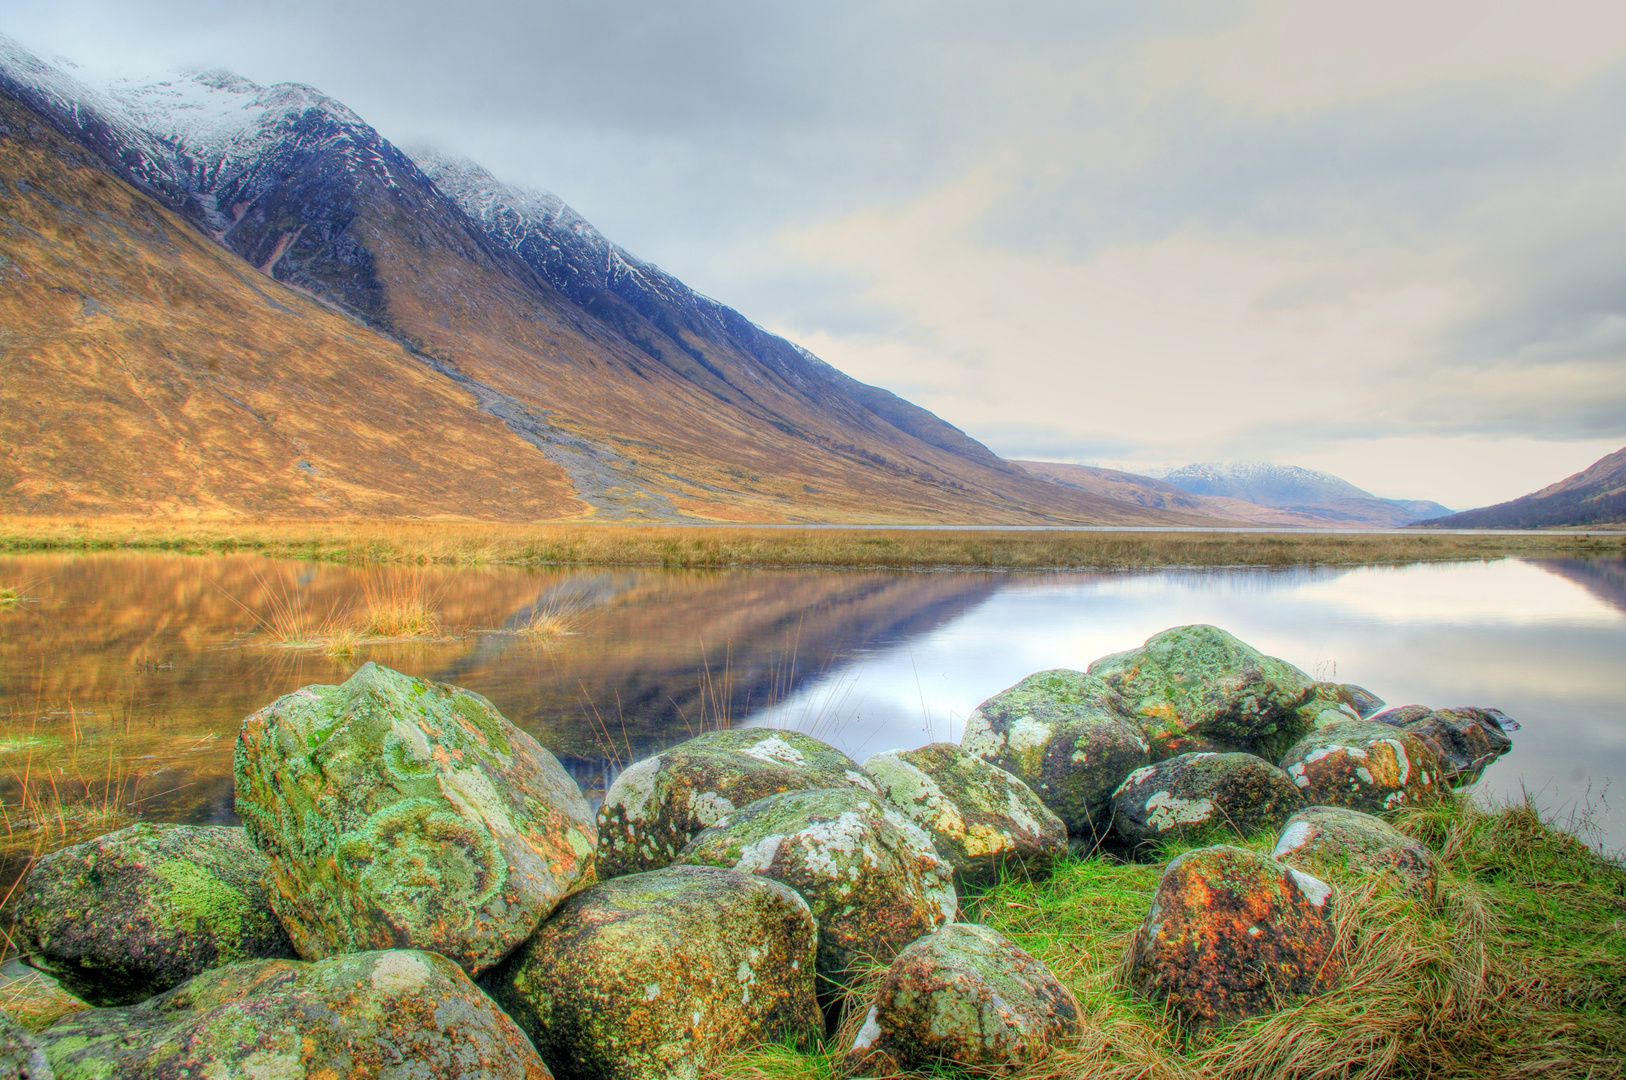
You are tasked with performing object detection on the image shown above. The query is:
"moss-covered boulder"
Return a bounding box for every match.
[1111,752,1303,844]
[14,824,295,1007]
[1372,706,1514,786]
[234,662,595,976]
[847,923,1081,1073]
[0,1013,50,1080]
[36,949,549,1080]
[1279,721,1441,813]
[485,865,820,1080]
[1087,625,1317,760]
[675,787,957,984]
[596,729,875,880]
[863,743,1067,887]
[961,670,1150,836]
[1272,806,1439,899]
[0,961,85,1033]
[1128,845,1337,1028]
[1313,682,1385,719]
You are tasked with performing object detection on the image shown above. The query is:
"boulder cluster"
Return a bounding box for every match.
[4,629,1515,1078]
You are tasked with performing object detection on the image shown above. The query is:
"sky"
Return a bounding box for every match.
[7,0,1626,509]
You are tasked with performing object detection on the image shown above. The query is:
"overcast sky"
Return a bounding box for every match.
[9,0,1626,508]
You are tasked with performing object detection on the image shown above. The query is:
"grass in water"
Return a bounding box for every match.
[722,794,1626,1080]
[0,586,18,609]
[355,572,443,638]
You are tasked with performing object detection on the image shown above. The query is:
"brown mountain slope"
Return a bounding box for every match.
[1425,445,1626,529]
[0,91,580,520]
[1010,461,1356,527]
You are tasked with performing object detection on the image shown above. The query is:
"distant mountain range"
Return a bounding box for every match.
[1425,445,1626,529]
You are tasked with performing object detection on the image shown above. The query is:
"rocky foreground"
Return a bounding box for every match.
[1,627,1521,1079]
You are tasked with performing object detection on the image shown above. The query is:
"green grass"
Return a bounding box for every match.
[721,796,1626,1080]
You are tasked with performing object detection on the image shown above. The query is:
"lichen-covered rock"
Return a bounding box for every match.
[1272,806,1439,899]
[0,1013,51,1080]
[15,824,295,1007]
[234,662,595,976]
[1278,721,1442,813]
[676,787,957,983]
[1313,682,1385,719]
[1111,752,1303,844]
[1128,845,1337,1028]
[961,670,1150,836]
[485,865,820,1080]
[596,729,875,880]
[37,949,549,1080]
[847,923,1081,1073]
[863,743,1067,887]
[0,961,85,1033]
[1371,706,1515,786]
[1087,625,1317,760]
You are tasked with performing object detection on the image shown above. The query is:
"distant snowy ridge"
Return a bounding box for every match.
[1149,461,1452,525]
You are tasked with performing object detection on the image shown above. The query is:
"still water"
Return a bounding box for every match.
[2,553,1622,854]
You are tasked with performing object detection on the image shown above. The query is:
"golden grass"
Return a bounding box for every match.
[1,517,1620,570]
[355,572,443,638]
[0,586,18,608]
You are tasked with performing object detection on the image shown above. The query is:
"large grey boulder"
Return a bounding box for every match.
[234,662,596,976]
[0,1014,50,1080]
[1371,706,1515,786]
[1111,752,1303,843]
[15,824,294,1006]
[1278,721,1442,813]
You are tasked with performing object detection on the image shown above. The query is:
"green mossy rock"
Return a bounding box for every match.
[846,923,1081,1073]
[0,961,86,1033]
[0,1013,51,1080]
[863,743,1067,887]
[1313,682,1385,718]
[234,662,596,976]
[1372,706,1514,786]
[675,787,958,984]
[1273,806,1439,899]
[596,729,874,880]
[961,670,1150,836]
[1111,752,1303,844]
[37,950,550,1080]
[15,824,295,1007]
[1279,721,1442,813]
[1128,845,1336,1028]
[486,864,821,1080]
[1087,625,1317,760]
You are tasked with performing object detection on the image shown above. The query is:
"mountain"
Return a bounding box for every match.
[1011,462,1356,527]
[0,38,1207,525]
[1154,463,1453,527]
[1423,446,1626,529]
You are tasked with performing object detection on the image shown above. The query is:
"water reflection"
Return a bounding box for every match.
[0,553,1621,856]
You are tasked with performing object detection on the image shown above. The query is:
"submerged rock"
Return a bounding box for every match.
[39,950,549,1080]
[1372,706,1514,786]
[1272,806,1439,899]
[234,662,596,976]
[1087,625,1317,760]
[1111,752,1303,844]
[15,824,295,1007]
[486,865,820,1080]
[596,728,875,880]
[675,787,957,984]
[1278,721,1441,813]
[847,923,1080,1073]
[0,961,86,1033]
[0,1013,51,1080]
[863,743,1067,886]
[1128,845,1337,1028]
[961,670,1150,836]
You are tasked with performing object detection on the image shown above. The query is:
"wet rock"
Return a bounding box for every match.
[1111,752,1303,844]
[961,670,1151,836]
[0,961,85,1033]
[0,1013,51,1080]
[486,864,820,1080]
[1313,682,1385,719]
[863,743,1067,886]
[1278,721,1442,813]
[596,728,875,880]
[1087,625,1317,760]
[14,824,295,1007]
[1371,706,1515,786]
[37,949,549,1080]
[1128,845,1337,1028]
[675,787,957,984]
[234,662,596,976]
[847,922,1080,1073]
[1272,806,1439,899]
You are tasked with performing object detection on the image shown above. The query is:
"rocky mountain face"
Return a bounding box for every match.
[1426,446,1626,529]
[1154,463,1453,527]
[0,37,1196,524]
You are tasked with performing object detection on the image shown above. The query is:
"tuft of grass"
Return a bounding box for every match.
[355,572,443,638]
[516,596,582,638]
[0,585,18,609]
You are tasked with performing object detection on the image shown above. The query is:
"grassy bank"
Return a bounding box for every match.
[729,795,1626,1080]
[1,517,1621,569]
